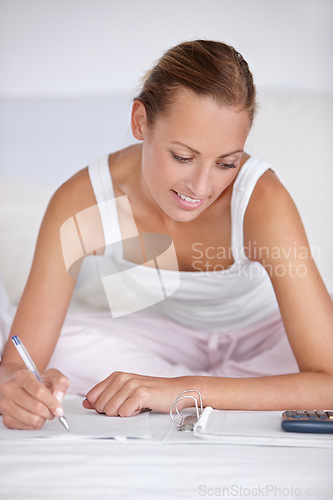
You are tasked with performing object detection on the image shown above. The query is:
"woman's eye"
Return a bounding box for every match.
[216,162,236,170]
[171,153,193,163]
[171,152,236,169]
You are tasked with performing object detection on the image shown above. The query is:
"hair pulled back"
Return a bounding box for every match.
[134,40,256,128]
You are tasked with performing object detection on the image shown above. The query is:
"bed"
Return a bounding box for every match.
[0,90,333,499]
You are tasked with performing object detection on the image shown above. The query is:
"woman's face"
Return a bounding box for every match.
[137,87,251,223]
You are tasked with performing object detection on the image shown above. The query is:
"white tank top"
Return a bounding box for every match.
[87,154,279,330]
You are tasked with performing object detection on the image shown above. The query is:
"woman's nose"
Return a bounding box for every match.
[185,166,212,199]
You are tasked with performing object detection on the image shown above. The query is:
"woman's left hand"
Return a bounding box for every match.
[82,371,191,416]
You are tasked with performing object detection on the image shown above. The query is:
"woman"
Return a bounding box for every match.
[1,40,332,429]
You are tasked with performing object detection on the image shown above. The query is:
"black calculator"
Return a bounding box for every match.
[281,410,333,433]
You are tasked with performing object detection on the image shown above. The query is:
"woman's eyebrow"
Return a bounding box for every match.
[170,141,243,158]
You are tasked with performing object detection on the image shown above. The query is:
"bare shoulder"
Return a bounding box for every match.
[44,166,105,255]
[49,167,96,217]
[243,167,309,262]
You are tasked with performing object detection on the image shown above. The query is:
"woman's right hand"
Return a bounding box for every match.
[0,368,70,430]
[0,169,95,430]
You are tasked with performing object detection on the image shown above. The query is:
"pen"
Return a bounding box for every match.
[11,335,70,432]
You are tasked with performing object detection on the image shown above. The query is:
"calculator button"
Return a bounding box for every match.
[285,411,296,418]
[316,411,328,419]
[282,410,333,433]
[306,410,317,419]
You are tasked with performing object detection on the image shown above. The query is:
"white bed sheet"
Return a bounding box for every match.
[1,397,333,500]
[1,286,333,499]
[2,432,333,499]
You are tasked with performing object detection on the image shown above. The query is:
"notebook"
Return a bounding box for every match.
[0,395,152,440]
[193,407,333,448]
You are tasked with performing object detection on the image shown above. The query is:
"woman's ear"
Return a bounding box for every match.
[131,100,147,141]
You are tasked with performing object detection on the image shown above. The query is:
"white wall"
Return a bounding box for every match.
[0,0,332,291]
[1,0,332,96]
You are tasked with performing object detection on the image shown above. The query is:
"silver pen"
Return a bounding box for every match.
[11,335,70,431]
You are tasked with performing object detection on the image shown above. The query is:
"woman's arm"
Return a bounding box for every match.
[0,169,101,428]
[199,170,333,410]
[82,370,333,416]
[246,170,333,370]
[84,170,333,415]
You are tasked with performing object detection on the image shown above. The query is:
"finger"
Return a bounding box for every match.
[96,386,134,416]
[88,372,136,414]
[16,386,55,420]
[115,386,151,417]
[17,371,64,419]
[82,398,94,410]
[96,378,148,417]
[42,368,70,404]
[2,411,45,430]
[4,370,56,420]
[0,373,53,426]
[1,394,47,430]
[85,372,119,406]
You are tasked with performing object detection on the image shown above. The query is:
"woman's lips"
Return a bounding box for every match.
[171,189,204,210]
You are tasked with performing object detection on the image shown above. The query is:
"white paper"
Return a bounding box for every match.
[0,395,152,440]
[193,408,333,448]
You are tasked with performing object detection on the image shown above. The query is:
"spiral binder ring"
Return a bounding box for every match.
[170,389,203,431]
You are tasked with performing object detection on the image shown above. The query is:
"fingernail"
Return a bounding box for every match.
[54,406,64,418]
[54,391,65,403]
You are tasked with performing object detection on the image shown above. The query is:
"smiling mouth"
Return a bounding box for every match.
[172,190,202,203]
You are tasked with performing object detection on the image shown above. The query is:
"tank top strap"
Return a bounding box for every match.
[230,156,273,265]
[87,154,123,258]
[88,154,272,265]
